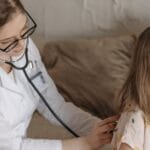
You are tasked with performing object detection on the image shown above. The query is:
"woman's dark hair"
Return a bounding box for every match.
[0,0,25,27]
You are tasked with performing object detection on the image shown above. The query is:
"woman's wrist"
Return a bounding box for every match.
[80,137,92,150]
[62,137,91,150]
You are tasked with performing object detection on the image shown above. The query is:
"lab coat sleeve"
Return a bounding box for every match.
[0,116,62,150]
[29,39,100,136]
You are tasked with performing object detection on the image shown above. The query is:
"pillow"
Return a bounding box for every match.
[42,35,136,118]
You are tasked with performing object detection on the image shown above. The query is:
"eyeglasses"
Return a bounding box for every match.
[0,10,37,53]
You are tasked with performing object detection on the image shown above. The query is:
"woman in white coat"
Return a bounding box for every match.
[0,0,118,150]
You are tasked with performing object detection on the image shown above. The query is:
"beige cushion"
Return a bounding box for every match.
[42,35,136,118]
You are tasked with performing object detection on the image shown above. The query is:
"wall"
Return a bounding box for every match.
[21,0,150,50]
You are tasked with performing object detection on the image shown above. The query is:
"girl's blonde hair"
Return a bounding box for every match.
[118,27,150,119]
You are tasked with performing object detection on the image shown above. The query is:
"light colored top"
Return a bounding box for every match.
[111,108,150,150]
[0,38,99,150]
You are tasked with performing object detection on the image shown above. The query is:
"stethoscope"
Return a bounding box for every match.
[5,38,79,137]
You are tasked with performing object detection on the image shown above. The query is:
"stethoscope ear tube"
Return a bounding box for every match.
[23,68,79,137]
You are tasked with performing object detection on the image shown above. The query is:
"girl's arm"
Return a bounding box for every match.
[111,111,144,150]
[119,143,133,150]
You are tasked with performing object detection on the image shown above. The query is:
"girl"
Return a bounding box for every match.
[0,0,118,150]
[112,27,150,150]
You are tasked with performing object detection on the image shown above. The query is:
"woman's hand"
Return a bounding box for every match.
[62,115,119,150]
[85,115,119,150]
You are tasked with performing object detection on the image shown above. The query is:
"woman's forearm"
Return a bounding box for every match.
[62,137,91,150]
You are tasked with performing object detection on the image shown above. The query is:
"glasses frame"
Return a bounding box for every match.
[0,9,37,53]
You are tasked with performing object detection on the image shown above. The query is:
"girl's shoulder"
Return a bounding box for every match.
[111,109,145,150]
[118,108,145,134]
[121,102,144,122]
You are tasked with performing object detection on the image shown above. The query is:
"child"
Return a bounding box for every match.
[111,27,150,150]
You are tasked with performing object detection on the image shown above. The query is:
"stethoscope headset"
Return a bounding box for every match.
[0,9,79,137]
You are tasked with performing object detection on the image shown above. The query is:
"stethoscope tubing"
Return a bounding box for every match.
[5,38,79,137]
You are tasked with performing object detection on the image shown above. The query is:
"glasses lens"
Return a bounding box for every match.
[5,41,18,52]
[22,27,36,39]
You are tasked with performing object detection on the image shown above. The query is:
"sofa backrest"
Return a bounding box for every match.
[42,35,136,118]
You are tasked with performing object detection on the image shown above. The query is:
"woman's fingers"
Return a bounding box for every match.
[98,115,120,127]
[85,115,120,149]
[100,133,113,140]
[97,122,116,134]
[101,138,112,144]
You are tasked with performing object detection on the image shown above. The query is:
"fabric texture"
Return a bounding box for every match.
[42,35,136,118]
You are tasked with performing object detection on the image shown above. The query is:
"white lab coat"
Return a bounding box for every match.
[0,38,99,150]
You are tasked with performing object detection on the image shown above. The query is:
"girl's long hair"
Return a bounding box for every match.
[118,27,150,118]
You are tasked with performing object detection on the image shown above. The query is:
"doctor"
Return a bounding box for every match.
[0,0,118,150]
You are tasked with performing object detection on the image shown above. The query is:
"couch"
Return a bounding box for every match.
[27,34,136,142]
